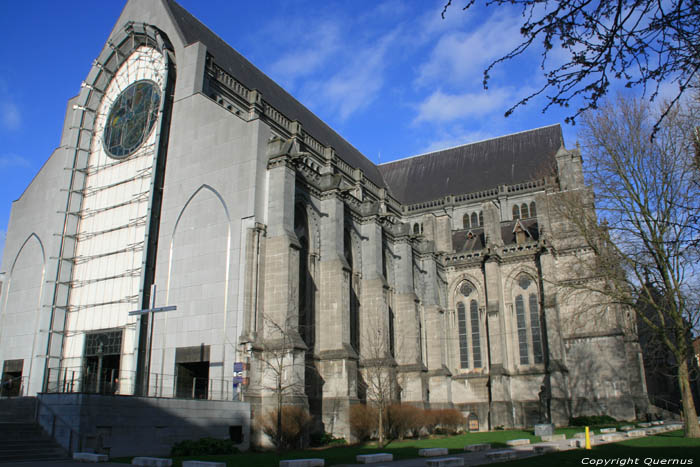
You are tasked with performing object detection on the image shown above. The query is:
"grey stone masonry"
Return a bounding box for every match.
[419,448,449,457]
[356,453,393,463]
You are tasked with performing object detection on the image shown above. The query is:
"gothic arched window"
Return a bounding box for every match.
[512,205,520,220]
[514,275,544,365]
[413,223,420,235]
[479,211,483,226]
[345,226,359,353]
[456,282,482,369]
[295,204,314,348]
[463,214,469,229]
[471,212,478,228]
[530,201,537,218]
[521,203,529,218]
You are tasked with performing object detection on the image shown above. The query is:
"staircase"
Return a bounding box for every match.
[0,397,68,463]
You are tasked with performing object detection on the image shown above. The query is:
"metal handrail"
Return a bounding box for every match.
[649,394,681,413]
[35,396,82,454]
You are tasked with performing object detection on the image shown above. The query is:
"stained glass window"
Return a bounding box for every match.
[457,302,469,368]
[103,80,161,158]
[470,300,482,368]
[515,295,529,365]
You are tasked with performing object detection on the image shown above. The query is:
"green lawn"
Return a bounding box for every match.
[113,429,699,467]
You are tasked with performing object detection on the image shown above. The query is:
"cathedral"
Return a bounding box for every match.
[0,0,648,445]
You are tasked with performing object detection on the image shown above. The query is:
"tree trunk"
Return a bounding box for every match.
[377,402,384,447]
[678,358,700,438]
[277,377,283,449]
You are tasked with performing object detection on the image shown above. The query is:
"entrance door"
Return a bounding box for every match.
[175,345,210,399]
[82,331,122,394]
[1,360,23,397]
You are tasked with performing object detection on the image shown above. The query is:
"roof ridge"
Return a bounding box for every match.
[379,124,562,166]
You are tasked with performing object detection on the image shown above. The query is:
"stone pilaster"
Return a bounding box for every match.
[393,224,427,405]
[417,241,451,406]
[316,176,357,439]
[257,138,306,414]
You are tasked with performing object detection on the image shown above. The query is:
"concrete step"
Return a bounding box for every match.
[0,421,67,463]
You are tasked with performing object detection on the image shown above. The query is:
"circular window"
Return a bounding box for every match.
[103,80,161,158]
[460,283,473,297]
[518,276,532,289]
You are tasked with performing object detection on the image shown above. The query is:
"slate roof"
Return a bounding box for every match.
[163,0,387,188]
[378,125,564,205]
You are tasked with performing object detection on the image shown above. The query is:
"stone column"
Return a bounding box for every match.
[393,224,427,405]
[358,210,396,408]
[416,241,451,407]
[482,201,514,428]
[316,175,357,439]
[257,139,306,413]
[537,247,570,425]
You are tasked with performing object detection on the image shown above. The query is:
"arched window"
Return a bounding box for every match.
[456,282,482,369]
[512,205,520,220]
[530,201,537,218]
[463,214,469,229]
[457,302,469,368]
[479,211,483,226]
[295,204,314,348]
[470,212,478,228]
[521,203,529,218]
[470,300,482,368]
[514,275,544,366]
[413,223,419,235]
[345,227,359,353]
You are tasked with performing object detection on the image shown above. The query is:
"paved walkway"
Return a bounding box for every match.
[8,422,683,467]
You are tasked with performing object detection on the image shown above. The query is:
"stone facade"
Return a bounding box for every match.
[0,0,647,444]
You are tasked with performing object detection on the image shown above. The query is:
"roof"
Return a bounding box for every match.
[163,0,387,188]
[378,125,564,205]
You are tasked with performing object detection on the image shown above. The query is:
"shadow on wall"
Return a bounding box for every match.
[36,393,250,457]
[566,339,637,421]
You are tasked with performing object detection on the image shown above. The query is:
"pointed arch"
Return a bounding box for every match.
[167,184,232,314]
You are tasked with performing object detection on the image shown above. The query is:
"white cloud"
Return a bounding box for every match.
[0,154,32,169]
[416,12,525,87]
[413,88,514,123]
[1,102,20,130]
[302,28,400,121]
[269,21,341,85]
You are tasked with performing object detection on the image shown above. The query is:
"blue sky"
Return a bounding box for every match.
[0,0,671,264]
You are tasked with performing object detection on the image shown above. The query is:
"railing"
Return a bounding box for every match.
[648,394,681,414]
[36,396,82,454]
[44,366,242,401]
[0,375,27,397]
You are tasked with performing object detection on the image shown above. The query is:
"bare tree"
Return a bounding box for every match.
[359,309,398,447]
[442,0,700,130]
[256,310,308,449]
[552,95,700,437]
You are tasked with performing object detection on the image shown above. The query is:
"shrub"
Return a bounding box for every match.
[349,404,377,441]
[170,437,239,456]
[420,409,440,435]
[310,431,347,447]
[386,404,422,440]
[435,408,466,434]
[569,415,617,426]
[257,405,313,449]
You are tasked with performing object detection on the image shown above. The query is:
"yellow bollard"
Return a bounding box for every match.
[585,426,591,450]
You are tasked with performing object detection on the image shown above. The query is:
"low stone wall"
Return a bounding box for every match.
[37,393,250,457]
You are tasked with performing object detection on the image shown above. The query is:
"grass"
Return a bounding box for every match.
[112,428,698,467]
